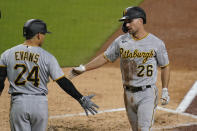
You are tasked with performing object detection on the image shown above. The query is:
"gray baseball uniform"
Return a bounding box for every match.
[104,33,169,130]
[0,44,64,131]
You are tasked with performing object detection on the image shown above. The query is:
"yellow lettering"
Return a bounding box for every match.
[20,51,24,60]
[133,50,138,57]
[143,58,148,63]
[24,52,28,61]
[15,52,20,60]
[29,53,34,62]
[129,52,133,58]
[120,48,124,55]
[34,54,40,64]
[120,48,155,63]
[126,50,130,58]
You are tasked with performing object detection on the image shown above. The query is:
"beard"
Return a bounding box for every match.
[128,28,137,36]
[38,42,42,47]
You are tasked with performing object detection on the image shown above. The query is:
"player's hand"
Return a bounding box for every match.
[78,94,99,116]
[160,88,170,105]
[68,64,86,80]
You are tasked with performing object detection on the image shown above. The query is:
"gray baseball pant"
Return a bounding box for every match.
[124,85,158,131]
[10,94,48,131]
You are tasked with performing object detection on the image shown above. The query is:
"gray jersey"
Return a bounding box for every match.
[0,44,64,95]
[104,33,169,87]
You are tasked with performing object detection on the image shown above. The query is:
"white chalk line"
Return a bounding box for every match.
[176,81,197,113]
[49,106,197,130]
[153,81,197,130]
[49,108,125,119]
[49,106,197,119]
[50,81,197,129]
[153,122,197,130]
[157,106,197,119]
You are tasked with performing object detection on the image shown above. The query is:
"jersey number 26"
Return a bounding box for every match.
[137,65,153,77]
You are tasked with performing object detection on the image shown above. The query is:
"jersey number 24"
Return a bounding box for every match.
[14,64,39,87]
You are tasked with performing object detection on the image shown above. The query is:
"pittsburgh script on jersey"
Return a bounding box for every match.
[15,51,40,64]
[120,48,154,63]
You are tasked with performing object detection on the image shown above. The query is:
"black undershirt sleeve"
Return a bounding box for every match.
[56,77,83,101]
[0,67,7,92]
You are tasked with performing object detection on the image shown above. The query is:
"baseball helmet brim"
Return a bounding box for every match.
[119,6,146,24]
[119,16,129,21]
[45,31,51,34]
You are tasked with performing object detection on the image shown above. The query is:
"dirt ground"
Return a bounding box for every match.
[1,68,197,131]
[1,0,197,130]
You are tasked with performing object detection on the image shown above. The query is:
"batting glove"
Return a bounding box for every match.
[68,64,86,79]
[160,88,170,105]
[78,94,99,116]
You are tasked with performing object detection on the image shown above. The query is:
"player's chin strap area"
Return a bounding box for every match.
[0,67,7,93]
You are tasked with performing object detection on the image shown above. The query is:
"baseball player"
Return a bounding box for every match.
[69,6,170,131]
[0,19,99,131]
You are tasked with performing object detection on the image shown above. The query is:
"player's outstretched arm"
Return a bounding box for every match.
[160,65,170,105]
[56,77,99,116]
[0,67,7,96]
[68,53,108,79]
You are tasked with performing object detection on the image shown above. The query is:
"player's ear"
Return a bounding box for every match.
[37,33,41,40]
[139,18,144,24]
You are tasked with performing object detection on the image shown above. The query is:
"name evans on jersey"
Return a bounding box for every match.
[15,51,40,64]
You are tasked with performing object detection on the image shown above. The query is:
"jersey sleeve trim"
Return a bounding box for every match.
[160,63,169,68]
[0,65,6,67]
[54,75,65,81]
[103,53,113,63]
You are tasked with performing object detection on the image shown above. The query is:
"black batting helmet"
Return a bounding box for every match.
[23,19,51,39]
[119,6,146,24]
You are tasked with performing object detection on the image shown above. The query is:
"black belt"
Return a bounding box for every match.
[11,93,45,96]
[125,85,151,93]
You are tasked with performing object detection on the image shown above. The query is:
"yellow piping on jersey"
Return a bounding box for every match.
[160,63,169,68]
[54,75,65,81]
[103,53,113,63]
[132,33,149,41]
[0,65,6,67]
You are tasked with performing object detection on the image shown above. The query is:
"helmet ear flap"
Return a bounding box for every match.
[122,22,128,33]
